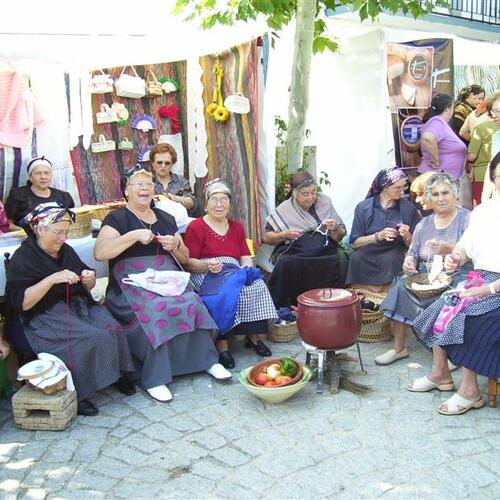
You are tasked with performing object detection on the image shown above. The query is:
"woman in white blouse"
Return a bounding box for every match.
[410,154,500,415]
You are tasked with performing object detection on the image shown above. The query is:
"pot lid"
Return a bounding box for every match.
[298,288,358,308]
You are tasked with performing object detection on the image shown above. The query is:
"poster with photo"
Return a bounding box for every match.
[388,39,453,172]
[387,44,434,112]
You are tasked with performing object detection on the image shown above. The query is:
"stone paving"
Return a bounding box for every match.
[1,333,499,499]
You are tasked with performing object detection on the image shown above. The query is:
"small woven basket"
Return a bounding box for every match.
[349,288,391,343]
[27,376,67,395]
[405,273,452,299]
[266,322,299,343]
[68,212,91,239]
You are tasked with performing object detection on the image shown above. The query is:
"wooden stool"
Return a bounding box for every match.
[487,378,499,408]
[12,385,77,431]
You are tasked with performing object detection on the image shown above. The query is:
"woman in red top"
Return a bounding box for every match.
[184,180,276,369]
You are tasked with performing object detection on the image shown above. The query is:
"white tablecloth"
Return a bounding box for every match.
[0,235,108,297]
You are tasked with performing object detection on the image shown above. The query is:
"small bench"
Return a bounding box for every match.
[12,384,77,431]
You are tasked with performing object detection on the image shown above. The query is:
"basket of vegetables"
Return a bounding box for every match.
[247,357,303,388]
[239,362,311,404]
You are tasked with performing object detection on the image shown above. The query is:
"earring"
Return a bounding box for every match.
[124,191,129,197]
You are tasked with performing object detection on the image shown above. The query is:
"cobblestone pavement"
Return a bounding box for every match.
[1,333,499,499]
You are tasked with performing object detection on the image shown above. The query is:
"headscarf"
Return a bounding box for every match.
[21,202,75,230]
[366,167,407,199]
[204,178,231,202]
[26,156,53,177]
[120,165,152,195]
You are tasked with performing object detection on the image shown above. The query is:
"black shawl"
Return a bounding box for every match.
[6,237,90,318]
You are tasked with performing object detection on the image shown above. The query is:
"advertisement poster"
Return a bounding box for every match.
[387,39,453,171]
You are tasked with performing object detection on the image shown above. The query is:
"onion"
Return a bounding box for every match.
[266,364,281,380]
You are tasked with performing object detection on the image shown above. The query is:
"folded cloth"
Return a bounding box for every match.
[19,353,75,392]
[276,307,296,323]
[200,265,262,334]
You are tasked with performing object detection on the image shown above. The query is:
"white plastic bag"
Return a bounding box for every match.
[122,268,191,297]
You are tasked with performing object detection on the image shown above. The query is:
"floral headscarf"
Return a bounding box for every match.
[21,202,75,229]
[366,167,407,199]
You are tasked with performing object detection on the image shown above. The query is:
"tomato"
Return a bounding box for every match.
[254,372,270,386]
[264,380,277,387]
[275,375,292,384]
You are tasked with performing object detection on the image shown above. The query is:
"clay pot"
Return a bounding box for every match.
[296,288,362,349]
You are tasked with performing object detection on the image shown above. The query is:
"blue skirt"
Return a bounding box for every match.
[444,306,500,378]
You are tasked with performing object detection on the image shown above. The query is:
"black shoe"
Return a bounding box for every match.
[219,351,235,369]
[244,336,272,357]
[77,400,98,416]
[114,376,136,396]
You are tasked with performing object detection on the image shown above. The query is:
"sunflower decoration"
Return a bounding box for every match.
[206,58,230,123]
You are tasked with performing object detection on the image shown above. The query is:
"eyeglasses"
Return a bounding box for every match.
[129,181,154,188]
[297,190,317,198]
[208,196,230,205]
[46,227,71,237]
[154,161,173,166]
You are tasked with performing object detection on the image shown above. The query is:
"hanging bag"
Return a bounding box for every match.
[115,66,146,98]
[224,93,250,114]
[145,70,163,98]
[95,103,118,124]
[91,134,116,153]
[89,69,114,94]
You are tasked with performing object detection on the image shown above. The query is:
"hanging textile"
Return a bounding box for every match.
[70,61,187,204]
[199,40,262,241]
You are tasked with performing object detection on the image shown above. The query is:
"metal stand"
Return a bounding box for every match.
[304,341,365,394]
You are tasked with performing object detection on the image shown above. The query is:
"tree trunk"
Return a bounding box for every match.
[286,0,315,173]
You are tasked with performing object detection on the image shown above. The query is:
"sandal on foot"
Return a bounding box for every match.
[437,393,484,415]
[406,375,454,392]
[244,336,272,357]
[374,348,408,366]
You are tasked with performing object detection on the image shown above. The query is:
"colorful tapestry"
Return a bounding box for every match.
[70,62,187,204]
[199,40,263,242]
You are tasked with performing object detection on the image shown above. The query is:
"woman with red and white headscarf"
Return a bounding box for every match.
[6,202,134,416]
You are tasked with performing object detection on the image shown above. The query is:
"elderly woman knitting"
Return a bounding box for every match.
[6,203,135,416]
[184,180,276,369]
[263,171,348,308]
[95,167,230,404]
[376,173,470,366]
[346,167,421,292]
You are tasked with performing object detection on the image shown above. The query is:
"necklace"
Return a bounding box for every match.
[126,206,156,231]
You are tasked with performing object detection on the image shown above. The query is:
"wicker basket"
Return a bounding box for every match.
[266,322,299,343]
[405,273,452,299]
[68,214,91,239]
[27,376,67,395]
[349,288,391,343]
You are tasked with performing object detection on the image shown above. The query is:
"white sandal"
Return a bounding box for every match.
[406,375,454,392]
[437,393,484,415]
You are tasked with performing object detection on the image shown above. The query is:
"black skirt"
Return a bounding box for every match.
[346,241,406,286]
[267,236,347,309]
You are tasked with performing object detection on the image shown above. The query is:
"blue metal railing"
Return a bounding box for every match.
[433,0,499,25]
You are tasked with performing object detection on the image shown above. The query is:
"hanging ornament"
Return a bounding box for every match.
[159,77,180,94]
[159,105,181,134]
[205,58,230,123]
[131,114,158,132]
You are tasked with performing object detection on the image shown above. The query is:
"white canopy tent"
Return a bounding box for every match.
[2,2,500,228]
